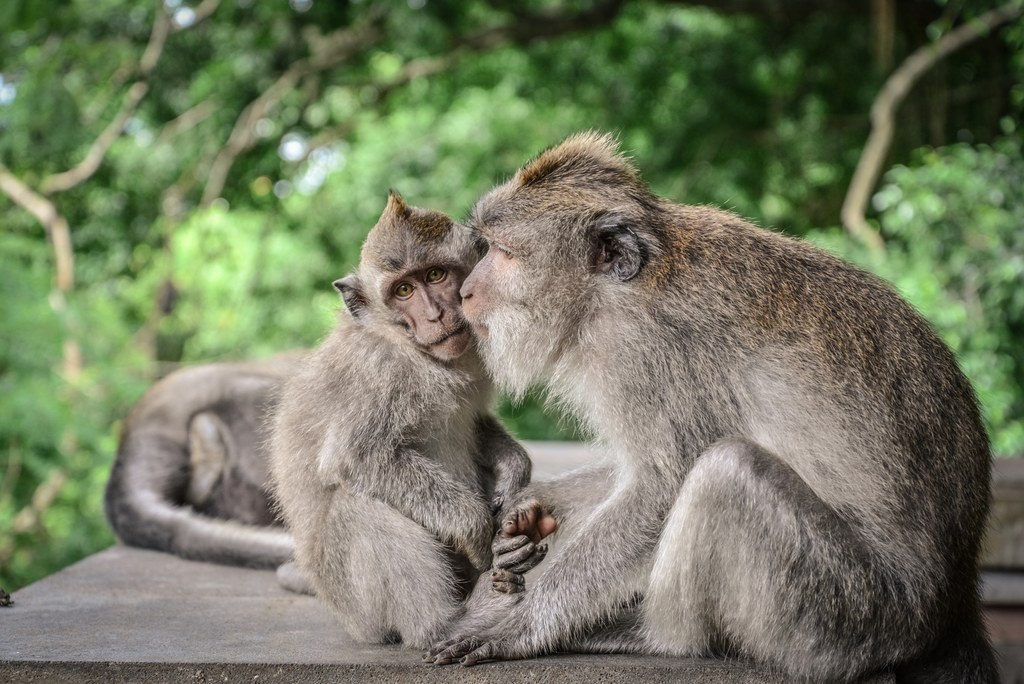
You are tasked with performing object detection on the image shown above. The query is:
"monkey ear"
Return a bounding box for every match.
[591,217,647,282]
[333,275,369,321]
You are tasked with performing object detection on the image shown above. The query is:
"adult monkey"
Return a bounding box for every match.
[105,353,301,568]
[428,132,996,682]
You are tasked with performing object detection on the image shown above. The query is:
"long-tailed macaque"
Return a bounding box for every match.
[269,193,536,649]
[105,353,302,568]
[428,132,996,683]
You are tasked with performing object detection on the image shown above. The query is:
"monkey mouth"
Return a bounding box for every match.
[427,322,470,348]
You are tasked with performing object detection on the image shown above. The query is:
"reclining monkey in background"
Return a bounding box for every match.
[105,352,302,569]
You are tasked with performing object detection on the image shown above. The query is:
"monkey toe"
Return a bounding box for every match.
[490,569,525,594]
[431,637,483,666]
[536,513,557,539]
[461,641,499,666]
[501,503,539,538]
[508,543,547,574]
[492,581,524,594]
[424,637,460,661]
[493,533,531,555]
[493,540,539,570]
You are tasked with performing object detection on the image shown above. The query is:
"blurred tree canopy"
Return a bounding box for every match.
[1,0,1022,590]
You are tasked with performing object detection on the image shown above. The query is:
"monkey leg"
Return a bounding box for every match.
[304,494,464,650]
[185,411,278,525]
[645,438,946,683]
[186,412,229,507]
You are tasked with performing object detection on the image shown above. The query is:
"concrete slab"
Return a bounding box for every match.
[0,546,875,684]
[0,441,896,683]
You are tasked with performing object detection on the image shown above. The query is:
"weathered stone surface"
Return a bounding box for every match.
[0,545,893,683]
[20,440,1017,683]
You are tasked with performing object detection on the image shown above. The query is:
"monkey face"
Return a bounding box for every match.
[334,191,479,363]
[460,207,587,399]
[387,263,473,361]
[462,132,660,397]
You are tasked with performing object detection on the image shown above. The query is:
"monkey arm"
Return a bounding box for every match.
[346,447,495,571]
[474,415,532,514]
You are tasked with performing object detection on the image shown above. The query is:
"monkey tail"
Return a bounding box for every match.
[104,443,294,568]
[104,363,295,569]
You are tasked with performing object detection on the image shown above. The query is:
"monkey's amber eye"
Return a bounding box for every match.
[425,267,447,283]
[394,282,414,299]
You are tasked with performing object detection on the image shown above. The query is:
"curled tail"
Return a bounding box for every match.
[104,357,300,568]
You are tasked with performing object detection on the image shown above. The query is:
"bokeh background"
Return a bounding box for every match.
[1,0,1022,591]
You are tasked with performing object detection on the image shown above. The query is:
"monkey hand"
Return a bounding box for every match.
[500,499,557,544]
[426,632,527,667]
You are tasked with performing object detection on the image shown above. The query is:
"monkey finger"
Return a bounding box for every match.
[461,642,500,667]
[501,503,539,538]
[432,637,484,666]
[507,543,547,574]
[492,533,531,555]
[493,540,539,569]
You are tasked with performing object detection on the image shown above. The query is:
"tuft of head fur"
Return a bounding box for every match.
[361,191,457,271]
[514,131,642,190]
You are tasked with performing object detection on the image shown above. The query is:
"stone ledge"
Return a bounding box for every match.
[0,545,857,684]
[13,441,995,683]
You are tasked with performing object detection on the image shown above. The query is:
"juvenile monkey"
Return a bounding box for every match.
[105,353,302,568]
[269,193,534,649]
[428,132,996,682]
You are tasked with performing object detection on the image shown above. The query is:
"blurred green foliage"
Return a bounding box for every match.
[0,0,1021,590]
[813,131,1024,456]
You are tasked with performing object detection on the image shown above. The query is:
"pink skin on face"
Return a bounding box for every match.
[391,265,472,361]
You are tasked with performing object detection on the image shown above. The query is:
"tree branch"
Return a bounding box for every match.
[0,163,81,379]
[200,10,387,206]
[41,82,150,195]
[0,164,75,292]
[463,0,626,50]
[841,2,1024,254]
[385,0,627,88]
[41,1,222,195]
[199,1,628,206]
[155,99,218,147]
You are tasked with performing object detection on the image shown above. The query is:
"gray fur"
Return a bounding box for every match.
[269,194,531,650]
[431,132,996,682]
[105,353,302,568]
